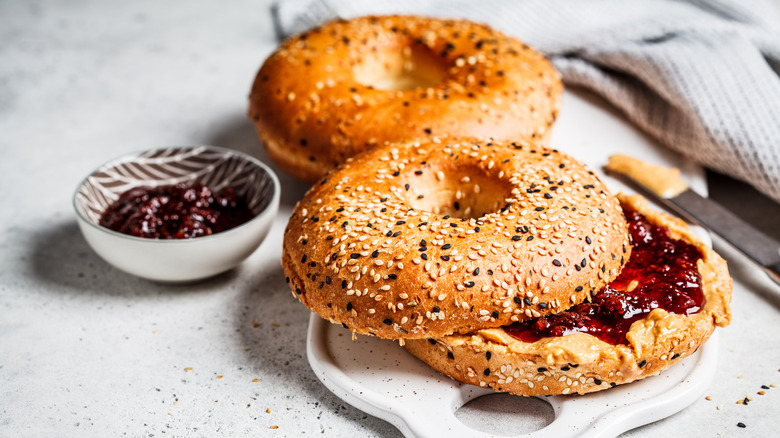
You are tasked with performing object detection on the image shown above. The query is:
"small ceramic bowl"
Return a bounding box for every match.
[73,145,280,282]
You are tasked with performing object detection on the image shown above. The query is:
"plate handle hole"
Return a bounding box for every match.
[454,393,554,435]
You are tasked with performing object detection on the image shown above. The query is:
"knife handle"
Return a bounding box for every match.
[767,262,780,287]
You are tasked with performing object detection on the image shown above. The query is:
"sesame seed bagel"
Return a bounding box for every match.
[282,138,630,339]
[403,194,732,395]
[249,15,563,183]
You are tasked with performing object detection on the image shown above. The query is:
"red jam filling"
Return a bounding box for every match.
[99,183,254,239]
[504,210,704,345]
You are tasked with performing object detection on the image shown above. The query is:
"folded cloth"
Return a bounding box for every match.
[272,0,780,203]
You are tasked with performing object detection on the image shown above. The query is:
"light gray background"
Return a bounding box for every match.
[1,1,778,436]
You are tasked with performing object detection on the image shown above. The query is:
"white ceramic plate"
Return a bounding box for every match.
[305,89,716,437]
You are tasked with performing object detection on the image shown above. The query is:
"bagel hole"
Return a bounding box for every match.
[455,393,555,435]
[353,41,447,91]
[405,165,512,219]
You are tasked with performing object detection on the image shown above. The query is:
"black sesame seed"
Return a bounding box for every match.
[325,276,331,284]
[527,236,534,241]
[447,352,454,360]
[465,281,475,288]
[432,306,440,313]
[392,231,401,237]
[585,236,592,245]
[301,255,307,263]
[428,338,437,345]
[424,128,432,134]
[737,422,746,428]
[594,378,602,385]
[372,250,379,258]
[575,264,581,271]
[537,367,547,372]
[671,353,680,359]
[544,193,553,199]
[350,253,360,259]
[346,302,353,311]
[484,368,490,376]
[473,267,480,275]
[535,206,545,211]
[638,360,647,368]
[474,226,481,232]
[341,280,347,289]
[442,243,452,250]
[393,171,400,177]
[450,223,458,227]
[561,366,570,371]
[383,319,392,325]
[512,235,522,241]
[610,382,617,388]
[539,302,548,309]
[575,286,583,291]
[486,352,492,360]
[552,259,562,266]
[414,170,423,175]
[440,255,450,261]
[487,269,493,275]
[388,273,397,279]
[386,230,393,236]
[404,184,410,191]
[523,297,532,306]
[396,220,406,225]
[581,258,587,268]
[514,296,522,304]
[421,253,428,260]
[491,311,499,319]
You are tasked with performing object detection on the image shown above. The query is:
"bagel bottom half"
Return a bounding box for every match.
[403,193,732,396]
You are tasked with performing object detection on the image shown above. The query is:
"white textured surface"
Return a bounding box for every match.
[1,1,779,437]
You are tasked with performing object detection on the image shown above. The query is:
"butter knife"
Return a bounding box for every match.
[606,155,780,286]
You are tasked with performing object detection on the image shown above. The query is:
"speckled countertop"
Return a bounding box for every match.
[1,1,779,436]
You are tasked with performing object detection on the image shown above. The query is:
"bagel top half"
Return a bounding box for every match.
[249,15,563,183]
[282,138,630,339]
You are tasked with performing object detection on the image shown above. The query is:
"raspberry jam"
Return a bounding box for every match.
[99,183,254,239]
[504,209,704,345]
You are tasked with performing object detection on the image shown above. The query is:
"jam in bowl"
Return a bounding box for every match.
[73,146,280,282]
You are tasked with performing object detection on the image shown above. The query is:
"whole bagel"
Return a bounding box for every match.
[249,15,563,183]
[403,194,732,395]
[282,138,630,339]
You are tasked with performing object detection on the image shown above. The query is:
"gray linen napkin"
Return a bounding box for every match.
[272,0,780,203]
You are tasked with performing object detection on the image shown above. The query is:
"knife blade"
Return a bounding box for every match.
[606,155,780,286]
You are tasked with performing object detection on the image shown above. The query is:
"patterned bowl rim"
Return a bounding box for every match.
[72,145,280,243]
